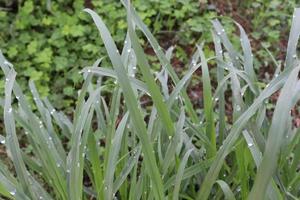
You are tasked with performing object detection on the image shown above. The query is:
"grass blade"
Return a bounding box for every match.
[197,65,294,199]
[216,180,236,200]
[213,31,226,144]
[121,0,199,123]
[172,149,193,200]
[198,45,216,157]
[84,8,164,199]
[249,66,300,199]
[285,8,300,68]
[126,3,175,137]
[104,113,129,200]
[3,69,36,199]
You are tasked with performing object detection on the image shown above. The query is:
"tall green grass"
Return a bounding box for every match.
[1,2,300,199]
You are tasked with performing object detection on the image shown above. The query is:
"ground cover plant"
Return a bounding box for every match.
[0,0,297,111]
[1,1,300,199]
[1,0,223,110]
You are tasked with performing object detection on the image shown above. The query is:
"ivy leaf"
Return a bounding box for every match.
[24,68,43,81]
[54,56,68,71]
[7,46,18,58]
[22,0,34,15]
[62,25,85,37]
[34,48,53,65]
[27,41,38,55]
[70,25,85,37]
[42,17,53,26]
[82,44,99,54]
[63,86,74,96]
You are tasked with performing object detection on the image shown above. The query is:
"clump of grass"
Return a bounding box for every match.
[1,2,300,199]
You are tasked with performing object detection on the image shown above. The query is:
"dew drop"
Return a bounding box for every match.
[5,78,9,82]
[247,143,253,147]
[0,138,5,144]
[77,162,80,167]
[132,66,137,70]
[9,189,16,196]
[221,28,225,32]
[8,107,12,113]
[219,50,222,54]
[217,32,221,36]
[39,196,43,199]
[50,109,56,115]
[87,69,91,73]
[66,169,70,173]
[168,136,172,140]
[293,54,297,59]
[16,96,20,100]
[236,105,241,111]
[130,74,135,78]
[56,162,61,168]
[127,49,131,53]
[265,83,269,88]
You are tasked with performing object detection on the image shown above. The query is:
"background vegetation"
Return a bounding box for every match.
[1,0,300,199]
[0,0,297,111]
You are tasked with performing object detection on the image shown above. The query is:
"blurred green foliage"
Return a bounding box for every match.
[0,0,297,111]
